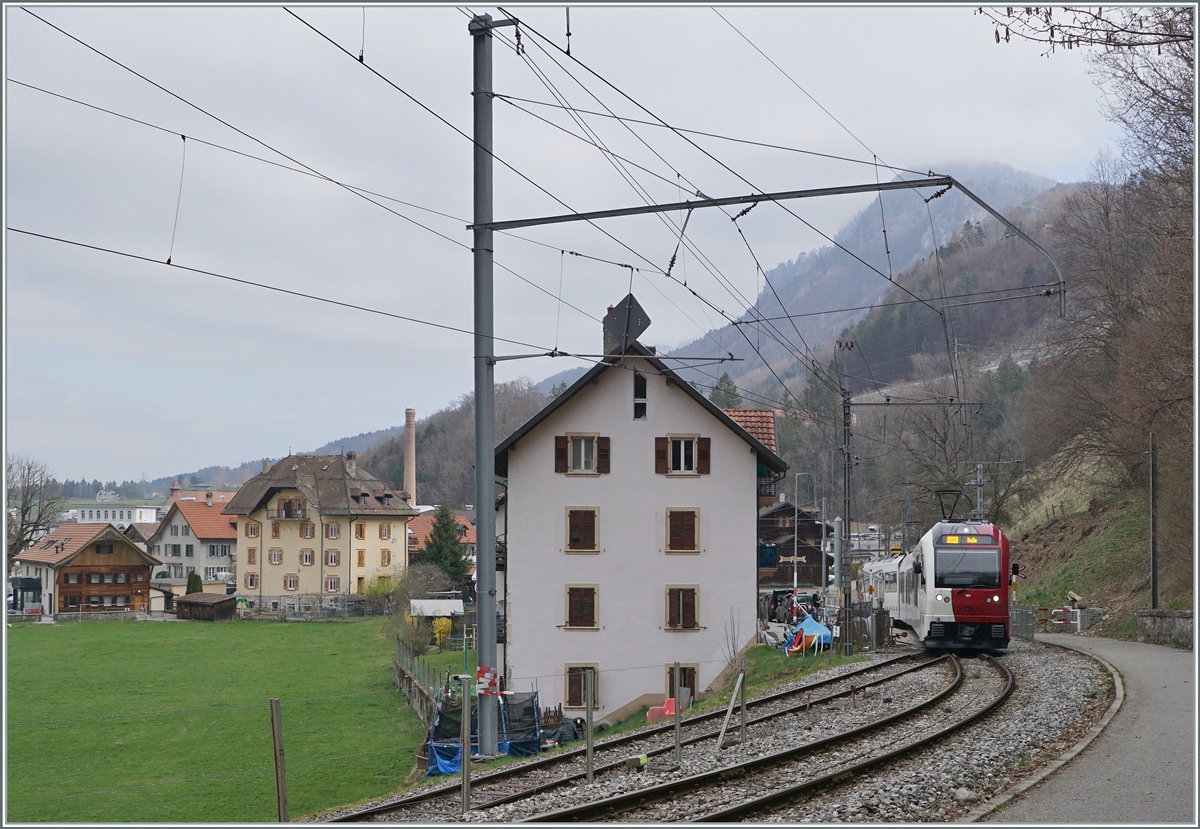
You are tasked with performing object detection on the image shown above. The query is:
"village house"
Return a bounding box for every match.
[9,523,161,615]
[495,317,787,720]
[222,452,417,607]
[757,498,834,588]
[406,512,478,567]
[147,494,238,581]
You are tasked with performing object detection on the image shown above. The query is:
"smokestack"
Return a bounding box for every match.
[205,492,213,508]
[405,408,417,505]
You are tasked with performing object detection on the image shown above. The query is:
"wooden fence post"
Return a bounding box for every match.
[269,698,289,822]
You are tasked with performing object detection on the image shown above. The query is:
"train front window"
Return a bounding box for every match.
[935,548,1001,588]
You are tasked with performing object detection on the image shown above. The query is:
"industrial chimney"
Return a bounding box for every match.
[405,408,417,505]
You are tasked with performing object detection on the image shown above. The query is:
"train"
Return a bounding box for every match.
[858,519,1017,651]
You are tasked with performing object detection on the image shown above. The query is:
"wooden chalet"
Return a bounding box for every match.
[757,500,834,588]
[175,592,237,621]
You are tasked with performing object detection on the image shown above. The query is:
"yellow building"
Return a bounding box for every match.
[223,452,416,604]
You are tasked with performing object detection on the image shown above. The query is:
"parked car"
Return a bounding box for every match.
[768,588,815,623]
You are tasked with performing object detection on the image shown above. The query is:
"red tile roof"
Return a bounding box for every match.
[164,490,238,512]
[173,500,238,540]
[406,514,476,550]
[13,524,160,567]
[722,409,778,452]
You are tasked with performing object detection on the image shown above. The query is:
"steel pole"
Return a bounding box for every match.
[793,474,799,623]
[471,12,498,759]
[585,670,594,783]
[673,661,682,765]
[459,676,471,813]
[1150,432,1159,609]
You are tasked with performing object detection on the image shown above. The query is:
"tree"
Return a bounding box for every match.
[423,502,469,584]
[186,571,203,594]
[709,372,742,408]
[6,455,67,571]
[550,381,569,398]
[382,563,451,657]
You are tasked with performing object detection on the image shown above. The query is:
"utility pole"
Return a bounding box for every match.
[841,389,853,656]
[972,463,986,521]
[470,11,516,759]
[1150,432,1158,609]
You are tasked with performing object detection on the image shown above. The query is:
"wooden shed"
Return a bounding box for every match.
[175,592,237,622]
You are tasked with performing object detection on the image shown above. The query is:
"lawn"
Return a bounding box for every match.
[6,618,428,822]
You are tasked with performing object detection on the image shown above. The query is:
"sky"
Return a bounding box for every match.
[4,4,1122,483]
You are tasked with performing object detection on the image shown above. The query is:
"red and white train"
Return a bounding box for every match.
[858,520,1018,651]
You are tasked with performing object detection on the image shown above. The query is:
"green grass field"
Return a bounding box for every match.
[6,618,427,822]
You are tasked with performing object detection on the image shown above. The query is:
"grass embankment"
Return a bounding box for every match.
[6,618,426,822]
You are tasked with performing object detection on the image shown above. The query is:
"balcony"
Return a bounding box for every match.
[266,508,308,520]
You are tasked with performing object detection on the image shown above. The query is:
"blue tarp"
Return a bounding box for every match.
[783,614,832,654]
[426,691,540,777]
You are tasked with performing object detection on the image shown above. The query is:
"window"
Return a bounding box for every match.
[103,573,114,584]
[246,548,257,565]
[279,498,305,519]
[655,436,711,475]
[565,666,597,708]
[220,544,229,557]
[554,435,611,474]
[379,523,391,540]
[185,544,194,558]
[300,522,315,539]
[356,550,366,568]
[136,573,144,582]
[66,573,80,584]
[326,523,340,540]
[566,586,597,628]
[327,550,340,567]
[566,509,598,552]
[271,522,281,538]
[667,510,698,552]
[96,543,114,555]
[326,575,340,593]
[182,525,190,537]
[666,665,699,702]
[571,436,595,472]
[284,574,299,592]
[90,595,101,606]
[186,566,195,576]
[115,596,126,607]
[209,544,217,557]
[357,576,365,593]
[67,595,80,608]
[115,573,127,583]
[269,548,283,565]
[355,523,366,540]
[169,544,181,557]
[245,572,258,589]
[205,567,220,580]
[380,549,391,567]
[301,549,314,566]
[171,525,179,536]
[633,371,647,419]
[246,522,259,538]
[666,586,699,630]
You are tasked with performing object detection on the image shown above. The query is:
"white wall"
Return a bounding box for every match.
[504,357,760,715]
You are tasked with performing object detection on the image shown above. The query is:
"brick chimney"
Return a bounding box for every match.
[405,408,417,505]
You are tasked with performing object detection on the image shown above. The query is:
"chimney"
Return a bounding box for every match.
[603,305,619,355]
[405,408,417,505]
[205,492,213,508]
[346,450,357,475]
[261,459,271,474]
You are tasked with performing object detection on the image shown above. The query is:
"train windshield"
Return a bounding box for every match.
[934,547,1001,588]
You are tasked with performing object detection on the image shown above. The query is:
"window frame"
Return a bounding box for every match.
[356,549,366,568]
[268,548,283,565]
[668,435,698,475]
[665,508,700,553]
[355,523,366,540]
[326,549,340,567]
[245,522,259,538]
[633,371,647,420]
[300,548,315,566]
[665,585,700,631]
[380,549,391,567]
[246,547,257,565]
[567,433,599,475]
[565,507,599,553]
[325,575,341,593]
[300,522,315,539]
[245,572,258,589]
[271,522,281,538]
[326,523,340,540]
[379,523,391,540]
[564,584,598,629]
[283,573,299,592]
[564,664,599,709]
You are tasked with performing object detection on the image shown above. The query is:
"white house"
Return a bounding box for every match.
[495,332,787,721]
[147,493,237,580]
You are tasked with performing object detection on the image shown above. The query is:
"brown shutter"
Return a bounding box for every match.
[568,587,594,627]
[597,437,610,473]
[682,588,697,628]
[555,436,569,473]
[682,511,696,550]
[697,437,711,474]
[668,587,680,627]
[567,667,582,707]
[655,437,668,474]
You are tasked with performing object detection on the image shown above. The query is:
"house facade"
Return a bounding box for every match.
[147,494,237,580]
[757,499,834,588]
[9,523,161,615]
[69,503,160,529]
[495,339,786,719]
[223,452,416,606]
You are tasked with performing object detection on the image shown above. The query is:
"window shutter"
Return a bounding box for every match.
[567,668,582,707]
[655,437,669,474]
[668,588,680,628]
[568,510,596,550]
[697,437,711,474]
[597,437,610,474]
[682,588,697,628]
[555,436,569,473]
[682,511,696,550]
[568,587,594,627]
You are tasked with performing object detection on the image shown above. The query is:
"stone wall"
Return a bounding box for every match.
[1136,609,1193,649]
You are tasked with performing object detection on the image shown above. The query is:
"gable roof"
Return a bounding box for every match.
[171,501,238,540]
[494,342,787,477]
[175,592,236,605]
[13,523,162,568]
[164,490,238,513]
[223,454,417,518]
[723,409,777,452]
[406,514,476,550]
[123,522,162,544]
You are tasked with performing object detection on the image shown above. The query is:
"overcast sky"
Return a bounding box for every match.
[4,4,1121,483]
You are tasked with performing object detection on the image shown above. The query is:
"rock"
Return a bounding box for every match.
[955,787,979,802]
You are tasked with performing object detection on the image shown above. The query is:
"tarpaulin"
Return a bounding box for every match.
[425,691,541,776]
[783,614,832,655]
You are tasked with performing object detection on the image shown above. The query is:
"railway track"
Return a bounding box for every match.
[521,654,1012,822]
[327,651,933,822]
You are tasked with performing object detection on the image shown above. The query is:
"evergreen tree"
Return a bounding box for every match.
[186,571,203,594]
[709,372,742,408]
[423,503,469,584]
